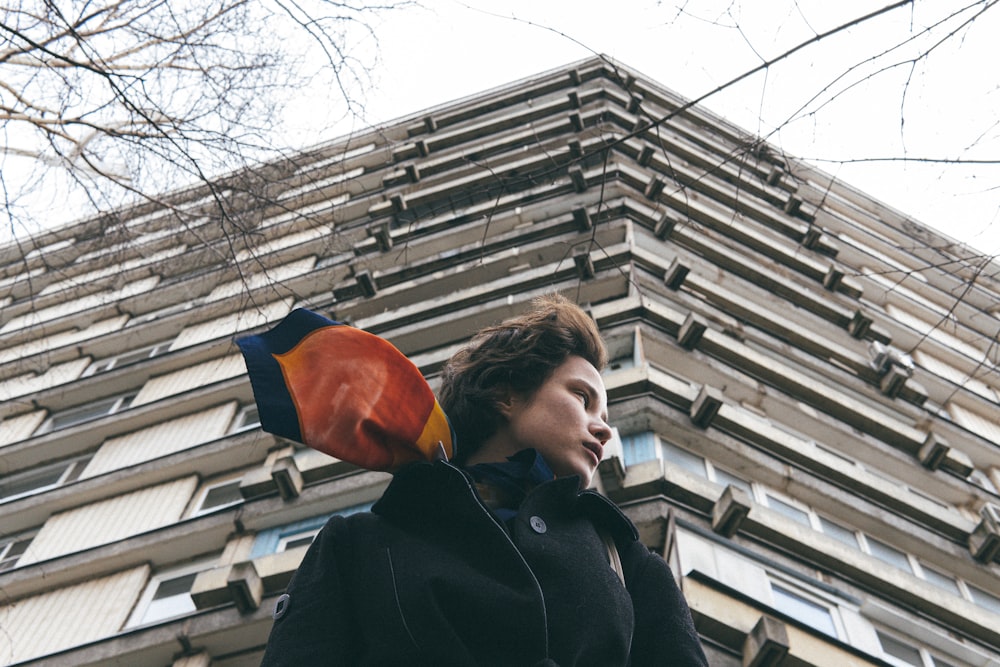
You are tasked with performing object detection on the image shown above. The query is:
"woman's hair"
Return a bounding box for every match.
[438,293,607,464]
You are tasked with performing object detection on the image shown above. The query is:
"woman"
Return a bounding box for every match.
[249,295,708,666]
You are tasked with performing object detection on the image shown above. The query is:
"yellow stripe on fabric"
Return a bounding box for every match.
[415,401,454,462]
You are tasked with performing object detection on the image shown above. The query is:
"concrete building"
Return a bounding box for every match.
[1,57,999,666]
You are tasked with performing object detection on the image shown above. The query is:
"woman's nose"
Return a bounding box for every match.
[591,418,612,444]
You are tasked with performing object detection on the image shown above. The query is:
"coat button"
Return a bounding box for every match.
[273,593,290,620]
[529,516,547,534]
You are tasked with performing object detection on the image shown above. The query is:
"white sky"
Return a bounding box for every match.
[3,1,997,259]
[285,0,1000,257]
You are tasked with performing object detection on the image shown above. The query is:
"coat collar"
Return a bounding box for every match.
[373,460,638,545]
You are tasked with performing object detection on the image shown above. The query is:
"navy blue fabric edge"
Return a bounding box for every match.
[236,308,342,445]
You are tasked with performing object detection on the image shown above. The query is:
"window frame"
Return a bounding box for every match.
[229,404,261,434]
[0,530,36,572]
[83,341,172,376]
[124,558,215,628]
[0,455,92,503]
[36,391,138,435]
[276,528,322,552]
[190,474,245,517]
[767,577,844,639]
[876,628,962,667]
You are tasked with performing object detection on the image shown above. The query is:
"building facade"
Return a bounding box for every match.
[1,57,999,666]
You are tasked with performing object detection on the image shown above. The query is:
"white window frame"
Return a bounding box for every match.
[190,475,244,517]
[83,341,172,376]
[36,391,137,435]
[0,530,36,571]
[760,488,813,527]
[0,455,92,503]
[767,577,845,639]
[911,561,961,596]
[859,534,916,574]
[276,528,322,552]
[816,514,861,549]
[125,558,215,628]
[229,404,260,434]
[876,629,961,667]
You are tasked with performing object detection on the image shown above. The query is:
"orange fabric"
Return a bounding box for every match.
[273,325,452,471]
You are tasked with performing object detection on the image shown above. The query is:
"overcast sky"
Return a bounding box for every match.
[287,0,999,256]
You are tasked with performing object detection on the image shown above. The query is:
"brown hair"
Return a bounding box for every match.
[438,293,607,464]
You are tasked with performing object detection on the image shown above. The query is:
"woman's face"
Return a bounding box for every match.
[501,355,612,486]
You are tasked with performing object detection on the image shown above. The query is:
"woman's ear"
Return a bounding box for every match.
[495,390,520,420]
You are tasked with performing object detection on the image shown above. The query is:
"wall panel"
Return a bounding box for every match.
[0,565,148,664]
[82,403,238,478]
[132,354,245,406]
[170,298,293,351]
[19,476,198,565]
[0,277,159,333]
[0,410,47,447]
[0,315,129,365]
[0,357,91,402]
[206,257,315,302]
[948,402,1000,446]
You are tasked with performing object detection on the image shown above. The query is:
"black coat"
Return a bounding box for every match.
[260,460,707,666]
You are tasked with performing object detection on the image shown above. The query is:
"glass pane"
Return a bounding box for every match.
[771,584,837,637]
[967,583,1000,614]
[920,564,960,595]
[818,516,859,548]
[660,440,705,476]
[867,537,913,572]
[5,538,31,559]
[621,432,657,466]
[0,465,67,500]
[0,538,31,571]
[200,482,243,511]
[766,495,811,526]
[239,406,260,429]
[877,631,922,665]
[64,458,90,484]
[152,573,198,600]
[714,468,752,496]
[48,396,122,430]
[280,533,318,551]
[141,593,196,624]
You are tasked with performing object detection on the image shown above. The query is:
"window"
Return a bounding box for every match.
[879,631,924,666]
[916,563,961,596]
[864,536,914,573]
[770,582,839,638]
[191,476,244,516]
[277,528,323,552]
[36,392,137,435]
[764,493,811,526]
[621,432,659,467]
[126,559,214,627]
[967,582,1000,615]
[662,440,707,476]
[230,404,260,433]
[712,467,752,497]
[0,531,35,571]
[83,341,172,376]
[0,456,91,503]
[817,516,860,549]
[126,300,199,326]
[249,503,373,559]
[877,630,960,667]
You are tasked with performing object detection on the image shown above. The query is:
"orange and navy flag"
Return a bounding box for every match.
[237,309,455,472]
